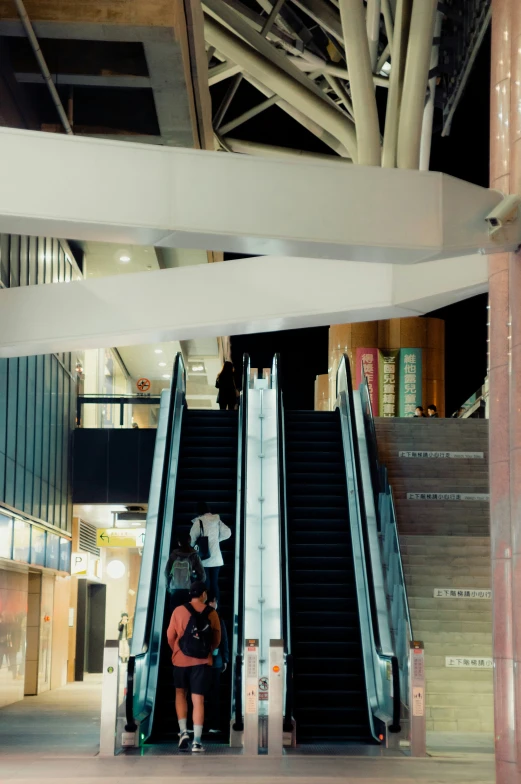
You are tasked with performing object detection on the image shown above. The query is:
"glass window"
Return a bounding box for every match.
[41,355,51,485]
[59,538,71,572]
[32,475,41,520]
[12,518,30,563]
[0,451,4,500]
[0,357,7,459]
[54,368,64,529]
[16,357,27,469]
[0,234,9,287]
[9,234,20,287]
[19,236,28,286]
[46,533,59,569]
[48,358,57,522]
[0,513,13,558]
[64,256,72,282]
[6,358,18,460]
[4,456,15,507]
[30,526,46,566]
[33,355,44,478]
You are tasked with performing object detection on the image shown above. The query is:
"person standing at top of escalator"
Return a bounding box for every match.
[215,361,239,411]
[190,502,231,605]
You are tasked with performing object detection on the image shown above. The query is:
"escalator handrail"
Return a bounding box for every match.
[271,354,293,731]
[359,378,413,642]
[125,353,186,733]
[232,353,250,731]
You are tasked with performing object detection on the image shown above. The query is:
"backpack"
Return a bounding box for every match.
[179,604,213,659]
[168,556,192,594]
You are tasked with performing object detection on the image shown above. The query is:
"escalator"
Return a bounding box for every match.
[127,354,248,746]
[284,410,372,742]
[151,409,238,741]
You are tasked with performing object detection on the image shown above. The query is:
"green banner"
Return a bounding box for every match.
[378,349,399,417]
[398,348,423,417]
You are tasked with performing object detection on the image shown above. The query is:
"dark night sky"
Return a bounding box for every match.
[231,31,491,412]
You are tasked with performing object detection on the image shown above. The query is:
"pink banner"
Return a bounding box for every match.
[355,347,379,414]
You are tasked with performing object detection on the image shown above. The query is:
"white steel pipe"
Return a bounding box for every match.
[14,0,73,135]
[223,136,351,161]
[366,0,381,72]
[338,0,381,165]
[382,0,412,168]
[419,11,443,171]
[205,16,358,160]
[396,0,438,169]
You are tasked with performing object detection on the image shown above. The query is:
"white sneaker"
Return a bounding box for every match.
[192,741,205,753]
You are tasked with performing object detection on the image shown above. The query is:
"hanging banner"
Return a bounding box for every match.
[378,349,399,417]
[355,347,379,413]
[398,348,423,417]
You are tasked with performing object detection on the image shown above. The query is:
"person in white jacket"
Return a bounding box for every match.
[190,502,232,604]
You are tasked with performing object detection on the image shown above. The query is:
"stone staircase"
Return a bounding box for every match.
[374,418,492,734]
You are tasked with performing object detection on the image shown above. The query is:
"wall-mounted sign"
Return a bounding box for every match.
[399,451,484,459]
[96,528,145,548]
[434,588,491,599]
[445,657,493,669]
[407,493,489,501]
[136,378,151,393]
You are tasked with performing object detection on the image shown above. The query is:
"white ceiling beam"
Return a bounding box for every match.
[0,254,487,359]
[0,127,517,262]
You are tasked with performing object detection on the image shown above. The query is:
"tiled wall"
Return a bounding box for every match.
[0,567,28,709]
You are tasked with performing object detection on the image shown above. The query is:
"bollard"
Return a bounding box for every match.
[268,640,284,757]
[244,638,259,756]
[99,640,120,756]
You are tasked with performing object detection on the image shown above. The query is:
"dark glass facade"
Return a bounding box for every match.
[0,234,80,533]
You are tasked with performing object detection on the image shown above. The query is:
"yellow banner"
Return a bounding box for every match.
[96,528,145,548]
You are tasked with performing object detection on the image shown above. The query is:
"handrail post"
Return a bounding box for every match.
[409,641,427,756]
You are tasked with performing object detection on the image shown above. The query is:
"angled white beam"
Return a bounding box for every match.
[0,254,487,359]
[0,127,517,262]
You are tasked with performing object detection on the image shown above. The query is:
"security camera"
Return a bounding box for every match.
[486,194,521,236]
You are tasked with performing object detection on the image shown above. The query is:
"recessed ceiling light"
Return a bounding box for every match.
[191,364,205,372]
[119,255,131,263]
[162,374,171,379]
[158,362,167,367]
[154,349,163,354]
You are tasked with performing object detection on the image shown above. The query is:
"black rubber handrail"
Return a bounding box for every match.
[232,354,249,732]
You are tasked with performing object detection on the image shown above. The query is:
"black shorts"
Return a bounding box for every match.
[173,664,212,696]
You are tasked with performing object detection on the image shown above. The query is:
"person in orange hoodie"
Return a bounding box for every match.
[167,580,220,753]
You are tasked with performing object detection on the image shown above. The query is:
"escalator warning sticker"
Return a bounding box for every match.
[413,687,424,717]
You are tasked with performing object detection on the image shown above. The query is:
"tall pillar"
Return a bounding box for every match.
[490,1,519,781]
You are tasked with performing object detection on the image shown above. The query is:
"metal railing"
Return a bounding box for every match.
[272,354,294,734]
[358,366,413,726]
[125,353,186,738]
[231,354,250,734]
[76,394,161,428]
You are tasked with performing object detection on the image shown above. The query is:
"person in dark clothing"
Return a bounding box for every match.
[165,532,206,612]
[205,592,229,734]
[215,361,238,411]
[414,406,427,418]
[427,404,440,418]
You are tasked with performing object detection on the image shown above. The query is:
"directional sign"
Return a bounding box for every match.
[136,377,151,393]
[96,528,145,548]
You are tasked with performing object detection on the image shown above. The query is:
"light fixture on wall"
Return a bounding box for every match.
[106,559,126,579]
